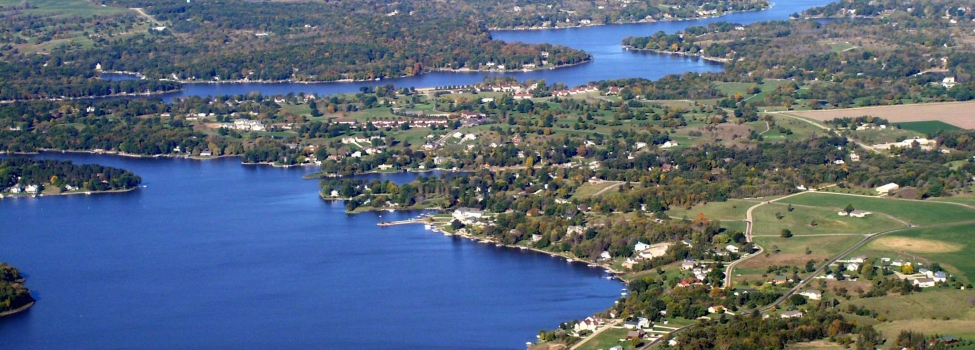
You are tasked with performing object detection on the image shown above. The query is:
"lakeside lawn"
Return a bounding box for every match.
[778,193,975,226]
[750,203,904,237]
[853,222,975,282]
[574,327,637,350]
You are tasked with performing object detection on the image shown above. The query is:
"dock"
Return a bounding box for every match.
[377,218,427,226]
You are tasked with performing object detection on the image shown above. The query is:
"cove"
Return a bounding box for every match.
[152,0,832,102]
[0,153,621,349]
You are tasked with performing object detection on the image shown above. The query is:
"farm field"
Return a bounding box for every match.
[785,101,975,129]
[777,193,975,226]
[750,203,904,237]
[897,120,961,134]
[845,289,975,322]
[737,235,862,284]
[854,222,975,282]
[0,0,127,16]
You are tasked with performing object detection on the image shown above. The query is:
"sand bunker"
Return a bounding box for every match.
[869,236,963,254]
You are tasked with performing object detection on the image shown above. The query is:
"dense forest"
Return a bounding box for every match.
[0,158,142,193]
[0,263,34,314]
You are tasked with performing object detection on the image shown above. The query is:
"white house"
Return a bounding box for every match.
[846,263,860,272]
[599,251,612,261]
[452,208,484,222]
[781,310,804,318]
[848,255,867,264]
[24,184,39,194]
[574,317,600,332]
[639,251,655,260]
[875,183,900,195]
[726,245,740,253]
[934,271,947,282]
[661,141,680,148]
[634,241,651,252]
[913,278,936,288]
[799,290,822,300]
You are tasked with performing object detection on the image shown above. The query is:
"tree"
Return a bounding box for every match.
[780,229,793,238]
[450,219,465,230]
[844,204,855,214]
[789,294,807,306]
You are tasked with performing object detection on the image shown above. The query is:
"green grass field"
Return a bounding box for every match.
[571,182,621,199]
[778,193,975,226]
[0,0,127,16]
[753,234,863,256]
[751,203,904,237]
[897,120,961,135]
[846,289,975,321]
[574,327,636,350]
[855,222,975,281]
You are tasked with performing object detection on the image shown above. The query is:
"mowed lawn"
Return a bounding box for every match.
[574,327,636,350]
[778,193,975,226]
[896,120,961,134]
[855,222,975,282]
[751,203,904,236]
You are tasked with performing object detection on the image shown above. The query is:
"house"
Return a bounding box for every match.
[377,164,393,170]
[781,310,804,318]
[913,277,936,288]
[452,207,484,222]
[566,226,584,236]
[837,211,849,216]
[848,255,867,264]
[918,268,932,277]
[942,77,956,88]
[875,183,900,195]
[725,244,740,253]
[661,140,680,148]
[799,290,822,300]
[574,317,599,332]
[531,234,543,243]
[622,258,639,269]
[707,305,725,314]
[934,271,947,282]
[850,152,860,162]
[24,184,39,194]
[846,263,860,271]
[639,251,655,260]
[891,259,907,267]
[634,242,651,252]
[626,330,643,340]
[772,275,788,285]
[329,190,340,198]
[681,260,696,271]
[623,320,640,329]
[599,251,612,261]
[200,150,213,157]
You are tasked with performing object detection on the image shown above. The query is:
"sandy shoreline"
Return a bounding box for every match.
[0,301,35,318]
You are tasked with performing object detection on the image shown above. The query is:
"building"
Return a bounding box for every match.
[849,210,871,218]
[799,290,822,300]
[781,310,804,318]
[875,183,900,195]
[725,244,740,253]
[913,277,936,288]
[452,208,484,222]
[934,271,947,282]
[681,260,696,271]
[634,242,651,252]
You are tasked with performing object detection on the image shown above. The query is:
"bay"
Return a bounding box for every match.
[0,154,620,349]
[151,0,832,101]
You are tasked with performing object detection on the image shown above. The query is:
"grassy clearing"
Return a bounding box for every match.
[571,182,620,199]
[778,193,975,226]
[751,203,904,237]
[846,289,975,321]
[788,340,848,350]
[932,195,975,207]
[574,327,635,350]
[896,120,961,135]
[0,0,126,16]
[875,320,975,340]
[828,42,855,52]
[665,199,754,221]
[855,223,975,281]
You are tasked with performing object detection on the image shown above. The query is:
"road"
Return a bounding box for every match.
[130,8,162,26]
[723,191,808,288]
[590,181,625,197]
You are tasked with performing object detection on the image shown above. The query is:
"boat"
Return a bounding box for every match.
[495,243,503,247]
[566,258,574,263]
[587,263,598,267]
[518,246,528,250]
[424,224,432,230]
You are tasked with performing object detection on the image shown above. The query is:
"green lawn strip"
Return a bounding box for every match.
[574,327,636,350]
[665,199,753,221]
[896,120,961,135]
[844,288,975,322]
[778,193,975,226]
[751,203,903,237]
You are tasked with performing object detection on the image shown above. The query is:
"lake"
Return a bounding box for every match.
[0,154,621,349]
[145,0,832,101]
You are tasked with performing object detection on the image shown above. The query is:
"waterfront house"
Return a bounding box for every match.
[452,208,484,222]
[599,251,612,261]
[573,317,599,333]
[623,320,639,329]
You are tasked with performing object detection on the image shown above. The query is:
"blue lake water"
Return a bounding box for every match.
[150,0,832,101]
[0,154,621,349]
[5,1,836,347]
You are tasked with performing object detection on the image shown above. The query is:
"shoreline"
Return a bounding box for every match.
[489,6,770,31]
[622,46,730,64]
[1,186,139,200]
[0,89,184,104]
[0,301,35,318]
